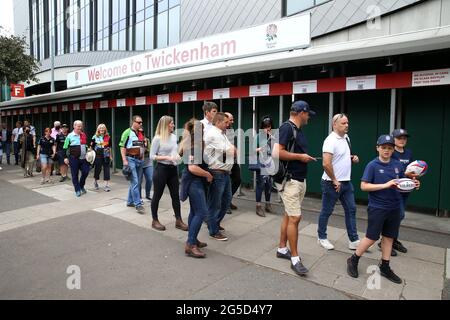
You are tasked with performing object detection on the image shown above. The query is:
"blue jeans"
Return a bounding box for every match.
[255,171,272,203]
[1,141,11,163]
[139,165,153,198]
[127,157,144,207]
[318,180,359,242]
[207,172,231,236]
[69,157,90,192]
[187,179,208,246]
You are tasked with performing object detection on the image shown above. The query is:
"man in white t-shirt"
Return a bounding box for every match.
[317,114,360,251]
[200,102,218,135]
[12,121,22,165]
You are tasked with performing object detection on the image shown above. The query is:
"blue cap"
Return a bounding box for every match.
[377,135,395,146]
[392,128,410,138]
[291,100,316,116]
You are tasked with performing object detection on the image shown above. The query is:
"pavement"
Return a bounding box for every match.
[0,163,449,300]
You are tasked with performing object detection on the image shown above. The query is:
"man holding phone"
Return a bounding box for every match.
[317,113,360,251]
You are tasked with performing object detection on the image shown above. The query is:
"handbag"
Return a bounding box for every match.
[271,122,297,184]
[35,158,41,173]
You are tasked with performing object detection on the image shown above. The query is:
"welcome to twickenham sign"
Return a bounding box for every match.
[67,13,311,88]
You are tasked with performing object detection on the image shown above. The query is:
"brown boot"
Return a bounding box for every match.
[175,219,188,231]
[185,244,206,258]
[256,204,266,217]
[265,203,273,213]
[197,240,208,248]
[152,220,166,231]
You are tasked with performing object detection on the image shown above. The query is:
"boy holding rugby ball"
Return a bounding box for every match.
[346,135,420,284]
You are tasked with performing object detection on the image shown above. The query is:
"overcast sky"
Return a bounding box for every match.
[0,0,14,35]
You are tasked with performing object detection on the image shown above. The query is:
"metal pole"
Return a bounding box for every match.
[150,104,154,139]
[329,68,335,133]
[111,108,116,173]
[390,89,396,133]
[51,34,55,93]
[279,74,284,126]
[252,96,256,191]
[96,108,99,126]
[237,78,244,196]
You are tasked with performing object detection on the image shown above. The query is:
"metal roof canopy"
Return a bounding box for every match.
[2,25,450,109]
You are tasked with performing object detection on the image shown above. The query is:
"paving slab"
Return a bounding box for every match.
[300,223,347,241]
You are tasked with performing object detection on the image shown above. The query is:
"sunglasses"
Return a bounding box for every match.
[135,121,143,124]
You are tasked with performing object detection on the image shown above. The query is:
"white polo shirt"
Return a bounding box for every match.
[204,126,234,172]
[200,118,213,135]
[321,131,352,181]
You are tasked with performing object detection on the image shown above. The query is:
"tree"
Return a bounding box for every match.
[0,35,40,86]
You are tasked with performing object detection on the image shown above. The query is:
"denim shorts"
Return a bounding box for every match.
[39,153,53,165]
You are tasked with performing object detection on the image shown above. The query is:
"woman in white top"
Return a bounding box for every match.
[150,116,187,232]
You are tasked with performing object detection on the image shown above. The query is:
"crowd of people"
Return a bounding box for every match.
[0,99,421,286]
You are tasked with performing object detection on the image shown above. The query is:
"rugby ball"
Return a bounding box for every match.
[405,160,428,177]
[395,178,416,193]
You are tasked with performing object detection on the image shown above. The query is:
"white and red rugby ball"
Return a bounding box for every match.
[405,160,428,177]
[395,178,416,193]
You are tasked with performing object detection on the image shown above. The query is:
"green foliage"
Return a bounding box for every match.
[0,35,40,84]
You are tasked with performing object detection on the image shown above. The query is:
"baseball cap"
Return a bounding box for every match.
[391,128,410,138]
[61,124,69,128]
[377,135,395,146]
[291,100,316,116]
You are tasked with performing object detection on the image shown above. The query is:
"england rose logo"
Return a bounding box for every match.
[266,24,278,48]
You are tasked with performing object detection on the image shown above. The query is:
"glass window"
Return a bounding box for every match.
[112,32,119,50]
[145,4,154,19]
[112,0,119,24]
[119,29,126,50]
[144,17,154,50]
[169,0,180,8]
[168,6,179,46]
[157,10,168,48]
[119,0,127,21]
[284,0,329,16]
[136,21,144,50]
[158,0,168,13]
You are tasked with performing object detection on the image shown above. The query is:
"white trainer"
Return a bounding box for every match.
[348,239,361,250]
[318,238,335,250]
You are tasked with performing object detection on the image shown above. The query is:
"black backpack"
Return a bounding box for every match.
[272,122,297,184]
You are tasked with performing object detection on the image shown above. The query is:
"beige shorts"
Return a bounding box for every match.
[275,179,307,217]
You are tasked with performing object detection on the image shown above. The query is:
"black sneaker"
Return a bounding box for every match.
[379,265,402,284]
[347,257,359,278]
[276,249,292,260]
[393,239,408,253]
[378,242,398,256]
[291,260,308,276]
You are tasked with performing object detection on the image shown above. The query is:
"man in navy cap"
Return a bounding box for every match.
[272,100,317,276]
[346,135,419,284]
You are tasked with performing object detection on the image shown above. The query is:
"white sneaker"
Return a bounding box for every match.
[348,239,360,250]
[318,238,335,250]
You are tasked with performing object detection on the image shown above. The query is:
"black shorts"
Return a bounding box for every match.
[57,151,66,165]
[366,207,401,241]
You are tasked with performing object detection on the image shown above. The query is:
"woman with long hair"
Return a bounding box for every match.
[91,124,112,192]
[180,119,213,258]
[150,116,188,231]
[36,127,56,184]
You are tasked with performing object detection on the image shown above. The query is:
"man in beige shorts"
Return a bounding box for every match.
[273,101,317,276]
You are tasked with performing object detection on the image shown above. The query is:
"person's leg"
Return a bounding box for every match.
[14,142,19,164]
[40,155,48,183]
[69,157,81,192]
[287,216,302,257]
[339,182,359,242]
[79,160,90,190]
[206,173,225,236]
[255,171,263,203]
[151,164,167,220]
[187,180,208,246]
[5,142,11,164]
[130,160,143,206]
[217,174,232,225]
[103,157,111,187]
[317,180,339,240]
[167,166,182,219]
[93,158,101,186]
[279,213,289,248]
[144,166,153,198]
[264,176,272,202]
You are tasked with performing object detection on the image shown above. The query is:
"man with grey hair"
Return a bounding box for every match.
[63,120,90,197]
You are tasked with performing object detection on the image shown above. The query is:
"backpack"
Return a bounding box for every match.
[271,121,297,184]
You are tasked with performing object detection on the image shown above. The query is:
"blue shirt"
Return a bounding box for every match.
[392,148,413,172]
[361,158,405,210]
[277,120,309,181]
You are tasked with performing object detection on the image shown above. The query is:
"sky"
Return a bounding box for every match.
[0,0,14,36]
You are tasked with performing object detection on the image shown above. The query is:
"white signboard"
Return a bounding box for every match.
[213,88,230,99]
[135,96,147,105]
[157,94,169,104]
[346,75,376,91]
[67,14,311,88]
[72,104,80,111]
[412,68,450,87]
[62,105,68,112]
[293,80,317,94]
[100,100,109,108]
[85,102,93,110]
[183,91,197,102]
[51,106,58,112]
[250,84,270,97]
[116,99,126,107]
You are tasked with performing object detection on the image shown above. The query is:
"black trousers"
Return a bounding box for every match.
[230,163,241,197]
[94,157,110,181]
[151,163,181,220]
